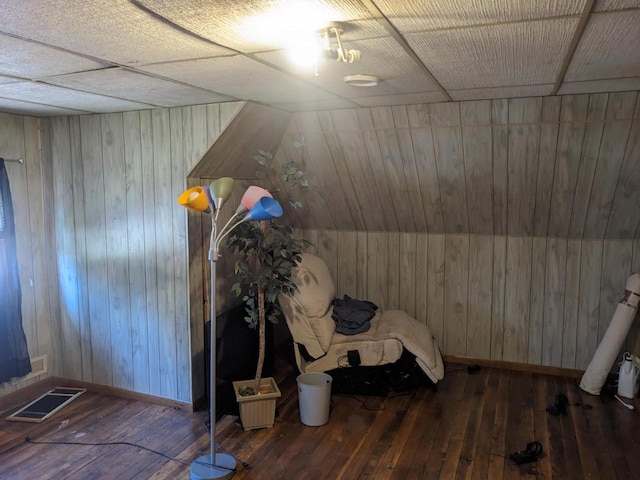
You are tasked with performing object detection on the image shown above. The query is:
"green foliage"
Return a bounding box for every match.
[237,385,256,397]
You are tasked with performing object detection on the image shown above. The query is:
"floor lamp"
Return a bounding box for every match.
[178,179,283,480]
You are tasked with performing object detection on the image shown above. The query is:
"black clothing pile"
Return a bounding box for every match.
[332,295,378,335]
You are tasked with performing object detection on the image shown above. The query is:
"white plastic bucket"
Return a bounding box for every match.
[296,372,332,426]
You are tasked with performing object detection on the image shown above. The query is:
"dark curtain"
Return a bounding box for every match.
[0,158,31,384]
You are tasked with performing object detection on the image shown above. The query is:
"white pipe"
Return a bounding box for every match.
[579,273,640,395]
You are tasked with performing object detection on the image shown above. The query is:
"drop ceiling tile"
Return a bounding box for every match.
[594,0,640,12]
[0,75,21,85]
[564,11,640,82]
[134,0,386,53]
[0,34,109,79]
[274,98,359,111]
[375,0,585,32]
[255,36,442,98]
[139,56,338,104]
[352,91,449,107]
[0,97,89,116]
[450,85,554,101]
[0,0,233,66]
[45,68,233,107]
[0,82,154,113]
[558,78,640,95]
[406,18,577,89]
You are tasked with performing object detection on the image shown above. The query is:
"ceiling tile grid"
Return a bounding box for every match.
[139,55,339,104]
[0,82,154,113]
[405,18,579,90]
[0,97,89,116]
[0,0,638,115]
[0,34,109,80]
[564,10,640,82]
[0,0,233,66]
[44,68,233,108]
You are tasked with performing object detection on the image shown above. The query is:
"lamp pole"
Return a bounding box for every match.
[178,179,283,480]
[190,221,235,480]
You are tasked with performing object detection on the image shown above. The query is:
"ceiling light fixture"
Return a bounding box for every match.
[344,74,379,87]
[287,21,361,74]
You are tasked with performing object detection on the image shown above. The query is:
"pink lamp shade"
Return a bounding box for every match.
[235,186,273,214]
[177,186,210,213]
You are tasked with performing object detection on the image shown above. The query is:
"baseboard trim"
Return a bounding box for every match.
[443,355,585,379]
[0,377,192,414]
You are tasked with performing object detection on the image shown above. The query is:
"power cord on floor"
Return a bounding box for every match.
[24,436,193,466]
[198,411,252,470]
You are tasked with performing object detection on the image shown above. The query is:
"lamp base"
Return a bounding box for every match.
[190,453,236,480]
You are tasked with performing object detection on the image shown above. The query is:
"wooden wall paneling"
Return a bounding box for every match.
[139,110,162,397]
[122,111,149,395]
[23,116,53,370]
[427,234,445,349]
[336,230,358,298]
[598,240,633,344]
[491,235,507,360]
[102,113,134,391]
[583,92,637,238]
[370,107,417,232]
[492,99,509,236]
[356,108,399,231]
[186,176,205,403]
[292,113,354,230]
[528,237,547,365]
[569,93,608,238]
[466,235,493,358]
[39,118,63,378]
[79,114,112,386]
[152,108,179,399]
[443,234,469,355]
[356,231,368,300]
[409,125,445,234]
[503,236,533,363]
[399,232,417,317]
[507,97,542,236]
[316,111,366,231]
[415,233,428,326]
[56,116,82,379]
[387,232,400,310]
[67,116,91,381]
[328,109,386,231]
[562,240,582,369]
[302,229,318,254]
[460,100,494,235]
[407,103,444,234]
[606,118,640,238]
[546,95,589,238]
[392,105,428,232]
[316,230,339,286]
[542,238,567,367]
[367,232,390,310]
[430,103,469,233]
[575,240,603,369]
[279,128,335,230]
[533,96,561,237]
[169,107,190,401]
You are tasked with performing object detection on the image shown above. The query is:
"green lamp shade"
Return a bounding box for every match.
[177,186,209,212]
[210,177,235,210]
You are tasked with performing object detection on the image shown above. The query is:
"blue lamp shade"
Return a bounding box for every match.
[244,197,283,222]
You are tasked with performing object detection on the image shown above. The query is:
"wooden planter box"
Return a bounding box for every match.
[233,377,281,431]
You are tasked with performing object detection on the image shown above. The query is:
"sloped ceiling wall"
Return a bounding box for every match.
[202,91,640,239]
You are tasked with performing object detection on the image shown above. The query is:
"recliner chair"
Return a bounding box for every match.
[279,253,445,384]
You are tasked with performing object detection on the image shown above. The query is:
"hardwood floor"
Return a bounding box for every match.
[1,355,639,479]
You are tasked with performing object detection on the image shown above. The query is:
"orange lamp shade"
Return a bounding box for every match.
[177,186,210,212]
